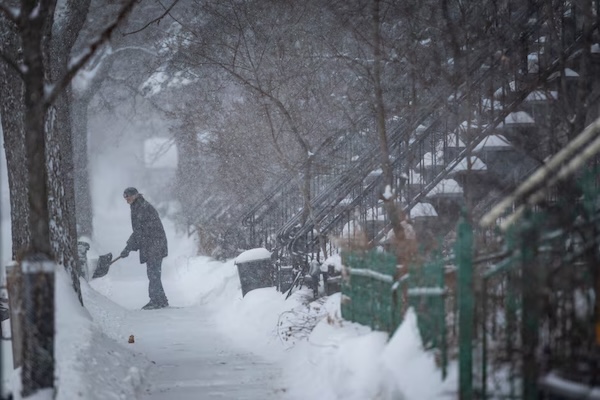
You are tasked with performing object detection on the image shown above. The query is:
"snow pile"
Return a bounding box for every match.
[498,111,535,126]
[410,202,438,218]
[320,253,343,273]
[235,248,271,264]
[8,267,151,400]
[213,281,308,361]
[452,156,487,173]
[474,134,512,151]
[381,309,457,399]
[280,297,455,400]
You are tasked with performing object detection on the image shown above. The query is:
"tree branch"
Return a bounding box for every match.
[0,3,19,23]
[45,0,139,106]
[123,0,181,36]
[0,50,23,77]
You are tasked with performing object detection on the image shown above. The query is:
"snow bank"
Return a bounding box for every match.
[214,285,303,362]
[381,308,456,400]
[235,248,271,264]
[7,268,150,400]
[217,284,457,400]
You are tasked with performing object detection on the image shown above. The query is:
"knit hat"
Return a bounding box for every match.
[123,187,139,197]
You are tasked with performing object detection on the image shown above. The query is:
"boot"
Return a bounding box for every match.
[141,301,157,310]
[141,300,168,310]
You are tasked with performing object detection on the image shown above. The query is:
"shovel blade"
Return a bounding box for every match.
[92,253,113,279]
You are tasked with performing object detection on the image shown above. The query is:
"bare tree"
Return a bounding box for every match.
[72,0,178,238]
[0,0,138,394]
[46,0,92,304]
[160,0,365,256]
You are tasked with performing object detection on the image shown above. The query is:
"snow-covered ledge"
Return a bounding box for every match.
[234,248,271,264]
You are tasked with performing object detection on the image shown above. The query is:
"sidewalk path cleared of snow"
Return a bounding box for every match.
[83,261,288,400]
[132,306,285,399]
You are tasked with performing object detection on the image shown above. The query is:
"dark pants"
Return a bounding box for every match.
[147,258,168,305]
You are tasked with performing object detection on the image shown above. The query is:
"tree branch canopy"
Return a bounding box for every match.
[44,0,139,106]
[123,0,181,36]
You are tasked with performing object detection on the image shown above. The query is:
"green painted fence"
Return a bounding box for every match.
[460,167,600,399]
[340,250,402,333]
[342,171,600,400]
[340,168,600,399]
[341,248,448,379]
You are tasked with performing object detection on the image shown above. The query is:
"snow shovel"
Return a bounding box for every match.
[92,253,122,279]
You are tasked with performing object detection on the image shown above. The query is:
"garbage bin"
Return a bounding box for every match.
[235,248,273,296]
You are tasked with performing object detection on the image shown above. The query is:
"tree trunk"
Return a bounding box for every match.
[0,20,30,258]
[19,1,57,394]
[72,98,93,238]
[46,93,82,303]
[21,8,53,257]
[371,0,411,265]
[62,0,93,240]
[46,0,92,304]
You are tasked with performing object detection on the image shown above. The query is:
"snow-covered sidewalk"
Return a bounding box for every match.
[77,250,291,400]
[115,306,284,399]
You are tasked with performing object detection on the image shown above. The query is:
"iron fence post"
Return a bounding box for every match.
[456,214,473,400]
[520,214,539,400]
[438,256,448,380]
[481,277,487,399]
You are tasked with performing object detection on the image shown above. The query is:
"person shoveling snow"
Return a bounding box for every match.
[120,186,170,310]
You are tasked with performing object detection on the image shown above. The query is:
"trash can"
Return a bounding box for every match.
[235,248,273,296]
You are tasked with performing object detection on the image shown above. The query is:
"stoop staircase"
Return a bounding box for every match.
[224,6,600,397]
[231,6,600,299]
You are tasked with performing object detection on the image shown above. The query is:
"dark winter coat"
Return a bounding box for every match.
[126,195,168,264]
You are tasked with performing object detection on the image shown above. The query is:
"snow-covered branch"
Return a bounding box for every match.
[113,46,158,57]
[44,0,138,107]
[0,3,19,22]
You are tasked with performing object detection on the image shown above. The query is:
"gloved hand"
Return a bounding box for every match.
[120,248,130,258]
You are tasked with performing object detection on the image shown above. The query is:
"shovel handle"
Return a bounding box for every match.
[110,255,123,265]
